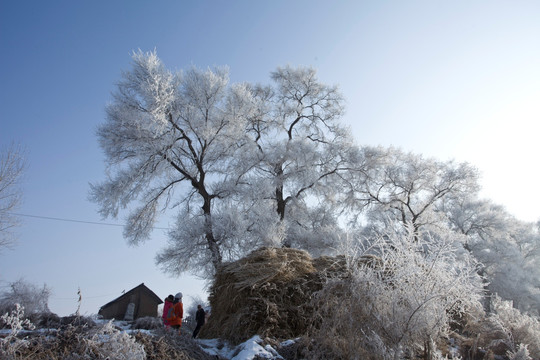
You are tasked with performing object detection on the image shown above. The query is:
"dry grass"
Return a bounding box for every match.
[201,247,351,345]
[0,320,223,360]
[5,247,538,359]
[300,278,382,360]
[134,329,223,360]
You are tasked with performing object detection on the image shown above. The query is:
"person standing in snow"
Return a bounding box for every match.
[167,292,184,335]
[192,304,206,338]
[162,294,174,328]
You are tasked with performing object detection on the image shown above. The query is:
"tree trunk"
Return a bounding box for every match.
[274,164,291,247]
[274,164,286,221]
[276,186,286,221]
[276,186,291,247]
[200,187,222,272]
[203,216,221,271]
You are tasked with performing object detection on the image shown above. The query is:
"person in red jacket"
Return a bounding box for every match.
[162,294,174,327]
[167,292,183,335]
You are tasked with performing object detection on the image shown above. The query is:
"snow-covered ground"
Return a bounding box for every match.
[98,319,290,359]
[197,335,290,360]
[1,316,294,360]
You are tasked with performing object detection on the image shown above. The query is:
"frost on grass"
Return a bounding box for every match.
[490,296,540,358]
[202,229,495,359]
[86,320,146,360]
[1,316,146,360]
[0,304,35,359]
[305,228,485,359]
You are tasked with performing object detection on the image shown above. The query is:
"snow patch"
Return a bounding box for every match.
[197,335,285,360]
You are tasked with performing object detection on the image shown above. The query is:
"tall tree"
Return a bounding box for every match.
[0,143,25,251]
[243,66,354,250]
[347,147,480,239]
[445,198,540,314]
[90,51,254,274]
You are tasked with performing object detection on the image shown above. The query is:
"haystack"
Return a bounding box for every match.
[201,247,349,344]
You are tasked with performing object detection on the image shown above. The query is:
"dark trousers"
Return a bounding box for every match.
[192,323,204,338]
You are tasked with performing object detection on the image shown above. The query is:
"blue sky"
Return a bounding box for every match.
[1,1,539,316]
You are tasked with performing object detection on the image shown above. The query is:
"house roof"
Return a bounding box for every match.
[100,283,163,310]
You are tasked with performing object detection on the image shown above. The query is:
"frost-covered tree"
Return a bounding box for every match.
[348,147,479,240]
[91,51,256,274]
[240,66,355,250]
[0,144,25,251]
[0,279,51,315]
[445,198,540,314]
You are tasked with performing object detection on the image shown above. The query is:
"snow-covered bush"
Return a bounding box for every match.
[84,320,146,360]
[0,303,34,332]
[0,279,51,315]
[490,296,540,358]
[306,226,484,359]
[0,304,35,359]
[508,344,531,360]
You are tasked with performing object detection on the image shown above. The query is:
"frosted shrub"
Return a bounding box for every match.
[0,303,34,332]
[0,304,35,359]
[508,344,531,360]
[0,318,146,359]
[0,279,51,315]
[491,296,540,358]
[307,226,483,359]
[84,320,146,360]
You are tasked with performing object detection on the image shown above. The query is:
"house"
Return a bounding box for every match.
[98,283,163,321]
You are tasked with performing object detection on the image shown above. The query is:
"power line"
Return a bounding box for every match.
[9,212,170,230]
[11,212,123,227]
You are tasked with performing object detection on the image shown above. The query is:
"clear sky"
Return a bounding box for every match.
[1,1,539,316]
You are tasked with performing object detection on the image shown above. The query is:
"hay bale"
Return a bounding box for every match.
[201,247,351,344]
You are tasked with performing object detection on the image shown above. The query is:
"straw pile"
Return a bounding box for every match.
[200,247,349,344]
